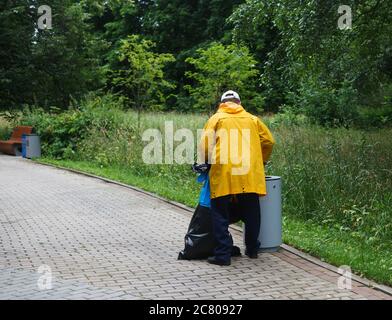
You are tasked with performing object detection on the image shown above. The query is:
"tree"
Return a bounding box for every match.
[228,0,283,111]
[229,0,392,124]
[0,1,36,109]
[32,0,105,108]
[0,0,104,109]
[110,35,175,124]
[139,0,244,110]
[140,0,242,54]
[185,42,262,113]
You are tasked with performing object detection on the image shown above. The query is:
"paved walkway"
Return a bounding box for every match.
[0,155,390,300]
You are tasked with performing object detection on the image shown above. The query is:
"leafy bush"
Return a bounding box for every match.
[294,79,359,127]
[0,115,12,140]
[19,95,126,158]
[357,106,392,128]
[268,106,309,128]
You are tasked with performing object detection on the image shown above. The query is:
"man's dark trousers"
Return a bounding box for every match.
[210,193,261,262]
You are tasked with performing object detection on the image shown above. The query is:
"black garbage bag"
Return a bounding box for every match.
[178,205,214,260]
[178,200,242,260]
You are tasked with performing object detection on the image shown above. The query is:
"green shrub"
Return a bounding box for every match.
[294,79,360,127]
[357,106,392,128]
[0,115,12,140]
[19,94,126,158]
[267,106,310,128]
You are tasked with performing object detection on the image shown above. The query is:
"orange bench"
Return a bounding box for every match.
[0,126,33,156]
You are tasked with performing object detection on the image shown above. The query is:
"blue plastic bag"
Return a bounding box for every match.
[197,172,211,208]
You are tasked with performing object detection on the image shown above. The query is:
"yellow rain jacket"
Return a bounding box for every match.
[199,102,275,199]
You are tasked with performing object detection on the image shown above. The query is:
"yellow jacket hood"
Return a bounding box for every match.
[217,102,245,114]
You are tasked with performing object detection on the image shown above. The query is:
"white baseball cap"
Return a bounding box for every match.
[221,90,241,102]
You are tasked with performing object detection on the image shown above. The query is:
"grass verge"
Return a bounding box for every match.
[35,157,392,287]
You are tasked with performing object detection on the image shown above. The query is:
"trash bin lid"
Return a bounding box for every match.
[265,176,281,181]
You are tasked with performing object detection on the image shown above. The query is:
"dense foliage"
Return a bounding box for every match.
[1,0,392,125]
[229,0,392,124]
[0,0,104,108]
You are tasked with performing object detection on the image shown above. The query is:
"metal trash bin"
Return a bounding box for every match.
[259,176,282,252]
[24,134,41,159]
[244,176,282,252]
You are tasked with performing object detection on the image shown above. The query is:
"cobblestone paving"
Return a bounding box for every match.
[0,155,390,300]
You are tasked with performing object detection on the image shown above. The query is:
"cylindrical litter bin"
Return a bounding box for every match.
[25,134,41,159]
[243,176,282,252]
[258,176,282,252]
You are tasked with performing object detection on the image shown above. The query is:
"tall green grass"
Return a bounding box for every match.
[271,125,392,248]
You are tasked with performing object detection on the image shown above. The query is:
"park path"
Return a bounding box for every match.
[0,154,390,300]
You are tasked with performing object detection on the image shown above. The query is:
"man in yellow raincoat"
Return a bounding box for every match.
[199,90,275,266]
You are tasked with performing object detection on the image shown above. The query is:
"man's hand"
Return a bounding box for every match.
[192,163,211,174]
